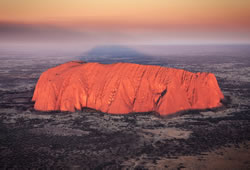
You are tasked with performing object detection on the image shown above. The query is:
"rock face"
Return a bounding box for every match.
[32,61,224,115]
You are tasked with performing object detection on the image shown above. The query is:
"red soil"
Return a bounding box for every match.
[32,61,224,115]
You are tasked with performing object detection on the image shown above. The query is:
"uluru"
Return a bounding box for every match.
[32,61,224,115]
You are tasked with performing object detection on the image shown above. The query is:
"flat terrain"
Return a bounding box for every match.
[0,46,250,169]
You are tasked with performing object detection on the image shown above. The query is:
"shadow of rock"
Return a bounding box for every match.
[79,45,153,64]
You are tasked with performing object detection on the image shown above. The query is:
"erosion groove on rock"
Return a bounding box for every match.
[32,61,224,115]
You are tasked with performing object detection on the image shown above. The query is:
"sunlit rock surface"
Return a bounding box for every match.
[32,61,224,115]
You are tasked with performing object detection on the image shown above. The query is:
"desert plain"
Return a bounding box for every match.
[0,45,250,169]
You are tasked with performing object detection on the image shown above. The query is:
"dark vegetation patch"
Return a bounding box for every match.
[0,88,250,168]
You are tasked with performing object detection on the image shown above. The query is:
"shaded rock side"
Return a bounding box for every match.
[32,61,224,115]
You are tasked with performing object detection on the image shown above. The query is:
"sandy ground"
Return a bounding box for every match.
[122,142,250,170]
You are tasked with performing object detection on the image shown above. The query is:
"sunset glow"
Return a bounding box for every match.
[1,0,250,44]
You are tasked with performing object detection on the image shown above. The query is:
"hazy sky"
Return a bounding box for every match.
[1,0,250,45]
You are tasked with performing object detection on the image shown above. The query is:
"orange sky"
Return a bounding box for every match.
[0,0,250,44]
[1,0,250,30]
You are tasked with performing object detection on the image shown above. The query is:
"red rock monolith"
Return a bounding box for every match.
[32,61,224,115]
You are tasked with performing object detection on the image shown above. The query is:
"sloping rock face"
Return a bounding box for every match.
[32,61,224,115]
